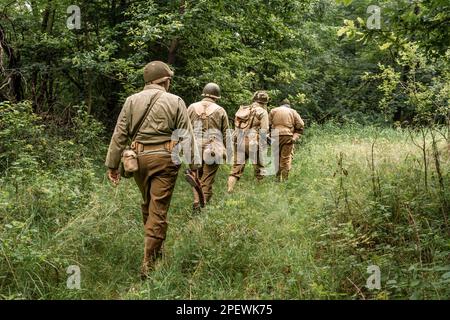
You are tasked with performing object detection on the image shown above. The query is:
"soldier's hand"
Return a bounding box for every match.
[107,168,121,186]
[292,133,301,143]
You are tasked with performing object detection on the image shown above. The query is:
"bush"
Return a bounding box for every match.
[306,123,450,299]
[0,101,44,175]
[0,102,108,299]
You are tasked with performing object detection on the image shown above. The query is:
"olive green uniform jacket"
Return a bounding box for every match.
[187,97,230,203]
[269,105,304,136]
[105,84,195,169]
[230,102,269,180]
[269,104,305,181]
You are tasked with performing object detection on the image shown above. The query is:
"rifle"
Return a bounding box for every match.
[184,169,206,208]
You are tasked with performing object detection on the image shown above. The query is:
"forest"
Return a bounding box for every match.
[0,0,449,299]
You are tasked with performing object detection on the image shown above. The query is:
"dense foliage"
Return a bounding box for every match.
[1,0,448,124]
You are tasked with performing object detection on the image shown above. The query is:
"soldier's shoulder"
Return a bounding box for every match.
[270,106,282,112]
[189,100,203,106]
[254,105,268,116]
[127,90,141,99]
[274,105,294,114]
[127,90,186,109]
[163,91,185,104]
[214,103,227,114]
[128,89,152,100]
[126,90,153,107]
[187,101,199,109]
[132,89,183,104]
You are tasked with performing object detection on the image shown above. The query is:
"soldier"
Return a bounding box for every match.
[227,90,270,193]
[187,83,229,211]
[105,61,196,278]
[269,98,304,181]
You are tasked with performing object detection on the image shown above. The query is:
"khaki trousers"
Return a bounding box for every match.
[193,163,220,204]
[229,139,265,181]
[134,152,180,264]
[277,135,294,181]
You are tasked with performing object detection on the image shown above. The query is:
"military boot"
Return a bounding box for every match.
[227,176,238,193]
[141,237,163,280]
[280,170,289,181]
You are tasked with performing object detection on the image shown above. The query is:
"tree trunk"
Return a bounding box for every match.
[394,65,411,122]
[168,39,179,65]
[85,71,93,114]
[167,0,185,64]
[35,0,56,112]
[0,23,23,102]
[110,0,117,26]
[41,0,56,34]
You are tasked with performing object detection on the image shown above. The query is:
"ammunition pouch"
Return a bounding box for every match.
[202,137,226,162]
[120,148,138,179]
[120,141,177,179]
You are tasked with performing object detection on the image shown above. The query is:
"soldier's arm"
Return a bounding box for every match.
[268,109,274,132]
[257,109,270,145]
[175,98,191,135]
[105,98,131,169]
[293,110,305,135]
[259,109,270,132]
[291,110,304,143]
[221,109,230,145]
[175,98,200,166]
[187,105,195,123]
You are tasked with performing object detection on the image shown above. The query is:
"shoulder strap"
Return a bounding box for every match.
[206,103,221,116]
[131,90,164,142]
[193,102,206,116]
[247,106,256,129]
[194,101,221,117]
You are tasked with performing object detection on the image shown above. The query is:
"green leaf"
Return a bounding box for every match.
[379,42,393,51]
[356,17,365,26]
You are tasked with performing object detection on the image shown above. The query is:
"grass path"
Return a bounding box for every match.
[2,124,448,299]
[74,127,400,299]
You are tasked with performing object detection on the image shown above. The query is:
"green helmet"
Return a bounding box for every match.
[202,83,221,99]
[252,90,269,104]
[144,61,174,84]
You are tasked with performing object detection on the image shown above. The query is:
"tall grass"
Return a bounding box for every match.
[0,110,449,299]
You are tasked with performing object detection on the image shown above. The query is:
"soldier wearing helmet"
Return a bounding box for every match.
[252,90,270,107]
[227,90,270,192]
[187,83,229,211]
[105,61,196,278]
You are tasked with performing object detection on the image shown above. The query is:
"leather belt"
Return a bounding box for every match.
[132,141,177,154]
